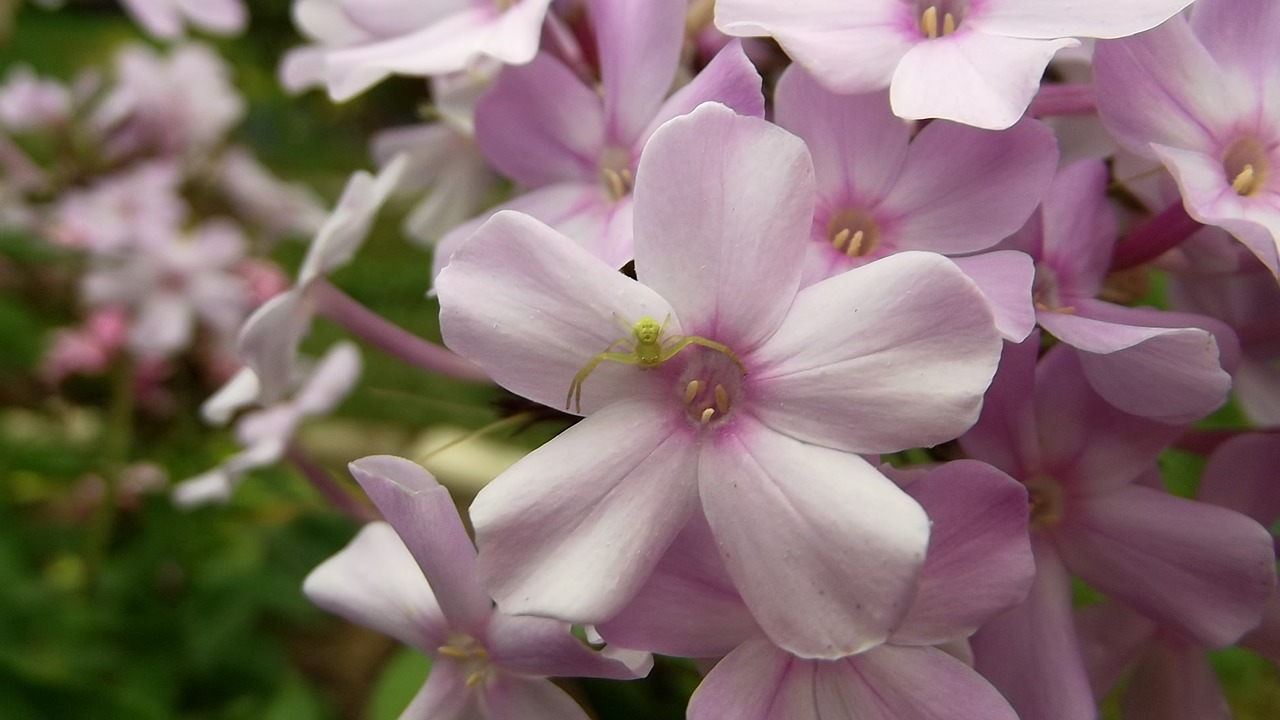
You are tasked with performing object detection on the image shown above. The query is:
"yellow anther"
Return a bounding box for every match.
[1231,164,1258,195]
[466,671,486,687]
[684,380,702,404]
[714,384,730,414]
[831,227,851,252]
[438,645,471,659]
[602,168,628,201]
[921,5,939,38]
[844,230,866,257]
[700,408,716,424]
[943,12,956,35]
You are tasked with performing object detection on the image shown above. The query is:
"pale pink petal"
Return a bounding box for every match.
[347,456,492,635]
[715,0,914,94]
[633,103,813,349]
[130,292,192,355]
[591,0,684,146]
[481,675,590,720]
[975,0,1193,39]
[891,33,1076,130]
[436,211,676,415]
[1199,433,1280,525]
[773,68,909,206]
[298,157,406,284]
[1120,636,1230,720]
[200,367,260,424]
[959,334,1042,479]
[236,290,312,404]
[810,645,1018,720]
[1192,0,1280,96]
[172,468,237,508]
[699,419,930,659]
[1075,603,1158,696]
[687,638,816,720]
[120,0,182,38]
[176,0,247,34]
[949,251,1036,342]
[473,54,604,187]
[291,342,361,417]
[1030,345,1184,492]
[471,399,700,621]
[891,460,1034,646]
[1034,159,1115,298]
[638,40,765,146]
[751,252,1001,454]
[597,511,758,658]
[483,613,651,679]
[970,539,1097,720]
[399,659,483,720]
[302,522,449,654]
[880,118,1057,253]
[1058,484,1277,648]
[1093,20,1237,153]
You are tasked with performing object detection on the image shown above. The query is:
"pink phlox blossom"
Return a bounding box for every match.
[93,42,244,159]
[303,455,650,719]
[1003,159,1236,422]
[773,65,1057,340]
[50,161,186,253]
[215,148,328,241]
[595,461,1031,720]
[433,0,765,275]
[284,0,554,101]
[174,342,361,507]
[1094,0,1280,276]
[437,103,1003,659]
[960,337,1276,720]
[0,65,71,132]
[118,0,247,39]
[236,156,405,403]
[715,0,1192,129]
[81,218,251,357]
[41,307,129,384]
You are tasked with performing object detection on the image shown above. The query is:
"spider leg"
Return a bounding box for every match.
[658,336,747,374]
[566,351,642,412]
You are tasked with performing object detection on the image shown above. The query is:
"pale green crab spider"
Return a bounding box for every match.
[565,314,745,412]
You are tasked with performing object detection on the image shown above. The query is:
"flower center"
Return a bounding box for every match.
[1222,136,1269,197]
[917,1,966,39]
[438,635,493,688]
[1031,263,1075,313]
[676,348,745,428]
[825,208,881,257]
[599,146,634,202]
[1025,475,1063,529]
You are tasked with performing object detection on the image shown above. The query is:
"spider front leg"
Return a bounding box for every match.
[566,351,644,412]
[658,336,747,374]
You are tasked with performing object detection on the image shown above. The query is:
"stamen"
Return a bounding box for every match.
[714,384,729,413]
[831,227,851,252]
[466,672,485,687]
[603,168,627,201]
[844,230,866,257]
[921,5,938,38]
[1231,164,1257,195]
[700,408,716,424]
[438,645,471,659]
[684,380,702,404]
[942,12,956,35]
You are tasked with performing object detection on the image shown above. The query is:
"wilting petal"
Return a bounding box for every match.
[1058,484,1277,648]
[633,103,812,350]
[699,419,929,659]
[891,33,1076,129]
[774,68,910,205]
[471,399,699,621]
[302,522,449,654]
[970,539,1097,720]
[474,54,604,187]
[484,613,650,680]
[752,252,1000,454]
[436,211,676,415]
[891,460,1033,646]
[348,456,492,635]
[881,118,1057,253]
[598,511,758,658]
[949,251,1036,342]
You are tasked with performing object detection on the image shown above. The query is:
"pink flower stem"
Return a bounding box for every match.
[286,443,378,522]
[1111,201,1202,270]
[1028,83,1096,118]
[314,280,490,382]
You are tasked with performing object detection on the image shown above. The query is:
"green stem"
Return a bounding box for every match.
[83,355,135,594]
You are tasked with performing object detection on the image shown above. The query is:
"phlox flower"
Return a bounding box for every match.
[434,0,764,273]
[174,342,361,506]
[119,0,247,39]
[51,161,186,253]
[715,0,1192,129]
[595,461,1032,720]
[437,103,1003,659]
[215,148,328,242]
[773,65,1057,339]
[304,455,650,719]
[960,337,1276,720]
[0,65,71,132]
[1094,0,1280,275]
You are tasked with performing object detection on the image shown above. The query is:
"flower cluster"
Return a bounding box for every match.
[24,0,1276,717]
